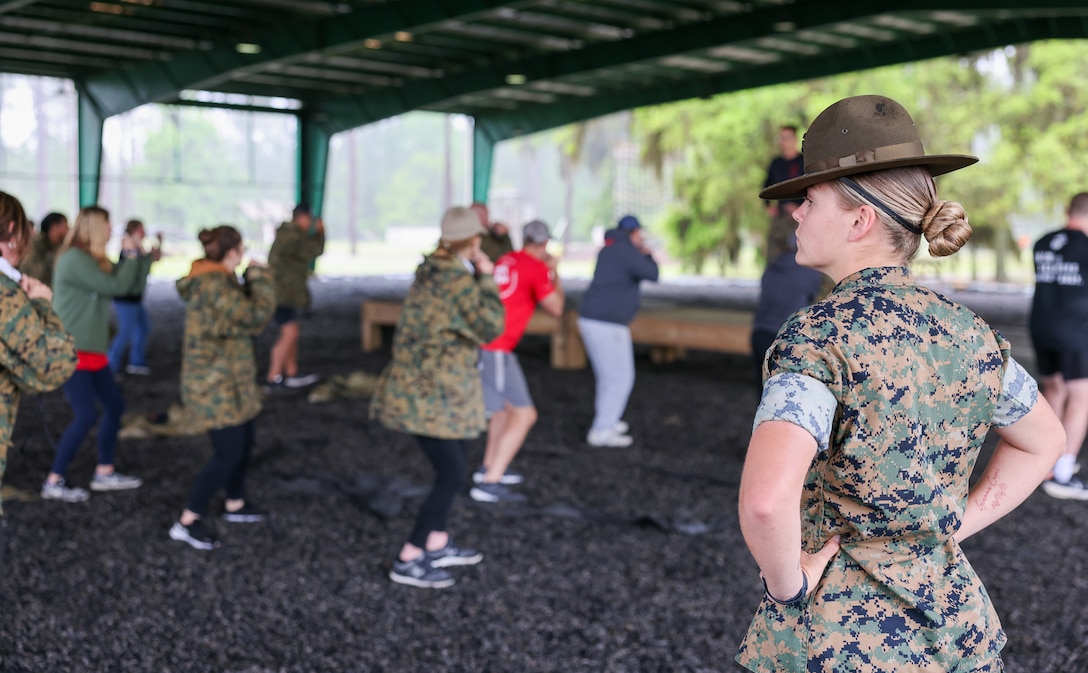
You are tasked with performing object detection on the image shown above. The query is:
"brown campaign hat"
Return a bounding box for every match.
[760,95,978,201]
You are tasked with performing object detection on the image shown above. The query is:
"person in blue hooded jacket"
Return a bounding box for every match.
[577,215,659,447]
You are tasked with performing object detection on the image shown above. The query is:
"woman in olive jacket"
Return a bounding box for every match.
[44,206,152,503]
[371,206,505,589]
[169,226,275,550]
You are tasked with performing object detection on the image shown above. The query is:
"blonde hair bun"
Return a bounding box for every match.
[922,199,971,257]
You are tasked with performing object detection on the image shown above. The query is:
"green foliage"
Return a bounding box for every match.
[127,109,251,230]
[634,41,1088,280]
[374,148,444,227]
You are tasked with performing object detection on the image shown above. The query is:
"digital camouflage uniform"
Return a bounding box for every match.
[0,274,77,513]
[18,234,62,288]
[370,254,505,439]
[739,267,1032,673]
[480,230,513,263]
[268,222,324,309]
[176,261,275,431]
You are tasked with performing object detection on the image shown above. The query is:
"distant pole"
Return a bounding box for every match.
[347,128,358,256]
[34,77,47,216]
[562,154,574,248]
[443,115,452,210]
[0,76,5,175]
[463,116,472,204]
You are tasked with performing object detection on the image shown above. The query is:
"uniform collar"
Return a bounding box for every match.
[0,257,22,282]
[833,266,912,294]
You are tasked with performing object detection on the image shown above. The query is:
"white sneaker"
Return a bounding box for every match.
[614,421,629,435]
[587,428,633,448]
[41,479,90,502]
[90,472,143,492]
[125,365,152,376]
[1042,478,1088,501]
[283,373,319,388]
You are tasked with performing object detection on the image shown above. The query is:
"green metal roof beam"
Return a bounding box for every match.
[298,113,331,217]
[78,0,529,119]
[474,18,1088,147]
[472,121,498,204]
[0,0,42,16]
[318,0,1088,135]
[76,84,105,207]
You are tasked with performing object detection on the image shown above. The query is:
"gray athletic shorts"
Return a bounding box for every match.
[479,350,534,414]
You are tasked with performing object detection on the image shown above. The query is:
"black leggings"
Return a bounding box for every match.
[186,420,255,517]
[408,435,469,548]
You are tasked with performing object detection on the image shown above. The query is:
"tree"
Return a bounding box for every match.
[634,41,1088,280]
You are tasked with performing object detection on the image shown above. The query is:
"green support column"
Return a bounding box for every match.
[76,86,105,207]
[297,112,331,216]
[472,119,497,205]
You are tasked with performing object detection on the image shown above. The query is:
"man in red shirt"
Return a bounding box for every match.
[470,219,564,503]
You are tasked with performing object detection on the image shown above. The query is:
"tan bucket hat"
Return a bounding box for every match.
[440,206,487,240]
[760,95,978,201]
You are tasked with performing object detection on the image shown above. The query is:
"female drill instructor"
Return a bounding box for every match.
[371,206,505,589]
[737,95,1065,672]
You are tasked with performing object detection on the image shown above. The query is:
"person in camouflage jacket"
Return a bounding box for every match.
[470,202,513,263]
[0,193,77,518]
[371,206,505,589]
[18,212,69,288]
[265,204,325,389]
[738,96,1065,672]
[169,226,275,551]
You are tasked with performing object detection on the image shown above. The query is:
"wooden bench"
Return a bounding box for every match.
[629,306,752,364]
[362,299,752,370]
[360,299,587,369]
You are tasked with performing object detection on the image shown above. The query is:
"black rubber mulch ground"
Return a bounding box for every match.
[1,278,1086,673]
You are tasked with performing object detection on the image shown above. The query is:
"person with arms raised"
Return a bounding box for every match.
[43,206,152,502]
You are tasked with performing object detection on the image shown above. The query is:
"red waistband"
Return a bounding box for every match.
[76,351,110,371]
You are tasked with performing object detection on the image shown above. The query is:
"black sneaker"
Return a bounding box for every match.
[263,376,289,395]
[389,555,454,589]
[1042,477,1088,501]
[426,540,483,568]
[469,481,528,504]
[221,503,269,523]
[169,519,221,550]
[472,466,525,485]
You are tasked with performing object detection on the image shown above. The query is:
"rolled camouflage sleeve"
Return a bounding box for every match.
[753,372,837,451]
[991,357,1038,428]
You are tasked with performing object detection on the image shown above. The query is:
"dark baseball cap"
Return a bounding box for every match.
[523,219,552,244]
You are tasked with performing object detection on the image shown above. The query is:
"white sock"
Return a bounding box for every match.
[1053,454,1077,483]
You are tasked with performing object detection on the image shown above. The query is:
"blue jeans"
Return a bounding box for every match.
[108,300,149,371]
[577,317,635,433]
[52,368,126,477]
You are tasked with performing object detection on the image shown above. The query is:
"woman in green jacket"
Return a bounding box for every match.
[169,226,275,550]
[0,192,77,520]
[371,206,505,589]
[43,206,152,503]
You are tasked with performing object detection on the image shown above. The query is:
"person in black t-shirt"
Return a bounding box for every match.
[761,125,805,265]
[1031,191,1088,501]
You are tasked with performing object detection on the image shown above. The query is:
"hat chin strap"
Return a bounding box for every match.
[838,177,922,236]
